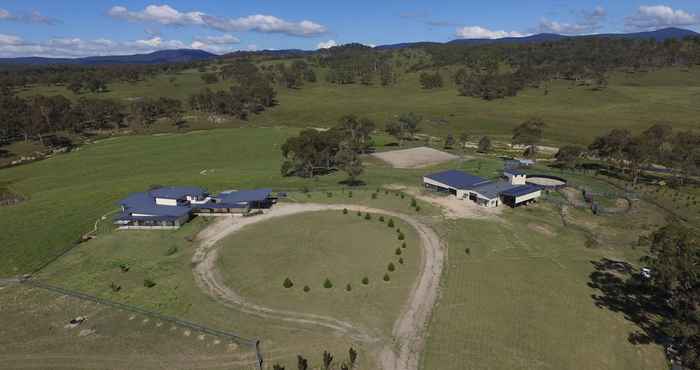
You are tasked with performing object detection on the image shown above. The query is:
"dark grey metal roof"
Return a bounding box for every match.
[425,170,490,189]
[500,184,542,197]
[216,189,272,204]
[471,180,520,199]
[149,186,207,199]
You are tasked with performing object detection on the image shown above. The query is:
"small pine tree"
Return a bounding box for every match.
[273,364,286,370]
[411,198,417,207]
[324,278,333,289]
[415,205,421,212]
[400,193,405,199]
[303,285,310,292]
[387,219,395,228]
[465,248,470,255]
[343,208,348,214]
[388,262,395,272]
[143,279,156,288]
[362,277,369,285]
[402,242,407,248]
[348,191,353,198]
[395,248,402,255]
[327,192,333,198]
[398,233,405,241]
[383,273,391,282]
[349,347,358,367]
[379,215,385,222]
[371,193,377,199]
[283,278,294,288]
[346,283,352,292]
[357,211,362,216]
[364,213,371,220]
[398,257,404,264]
[297,355,309,370]
[322,351,334,370]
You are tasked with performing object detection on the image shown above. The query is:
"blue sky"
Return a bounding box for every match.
[1,1,699,57]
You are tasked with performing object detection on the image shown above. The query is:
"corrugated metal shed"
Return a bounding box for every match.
[500,184,542,197]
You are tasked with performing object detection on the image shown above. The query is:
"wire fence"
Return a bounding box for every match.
[18,279,264,370]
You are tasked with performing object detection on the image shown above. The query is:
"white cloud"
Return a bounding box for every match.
[108,5,205,26]
[538,6,607,35]
[0,8,59,24]
[625,5,698,31]
[455,26,525,39]
[317,40,338,49]
[108,4,327,37]
[194,34,240,45]
[247,44,258,51]
[202,14,326,36]
[0,33,25,46]
[0,34,211,58]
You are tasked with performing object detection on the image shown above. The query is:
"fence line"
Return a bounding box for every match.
[19,279,264,370]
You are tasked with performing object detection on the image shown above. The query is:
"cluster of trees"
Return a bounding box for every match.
[385,112,422,145]
[188,60,276,120]
[319,44,398,86]
[269,60,317,89]
[281,115,374,183]
[641,224,699,369]
[419,71,443,89]
[587,124,700,185]
[0,62,202,89]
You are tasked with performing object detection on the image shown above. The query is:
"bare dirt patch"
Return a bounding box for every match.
[528,223,556,237]
[526,176,567,187]
[192,203,446,370]
[371,146,459,169]
[387,185,503,220]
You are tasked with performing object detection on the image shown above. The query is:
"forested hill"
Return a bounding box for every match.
[0,49,216,66]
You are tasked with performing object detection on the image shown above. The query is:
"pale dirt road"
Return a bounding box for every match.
[191,203,446,370]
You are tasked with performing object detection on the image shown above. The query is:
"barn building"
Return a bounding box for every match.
[423,169,542,208]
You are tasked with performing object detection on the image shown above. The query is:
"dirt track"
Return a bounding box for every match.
[191,203,446,370]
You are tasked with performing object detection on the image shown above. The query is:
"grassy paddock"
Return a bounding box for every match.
[217,210,418,335]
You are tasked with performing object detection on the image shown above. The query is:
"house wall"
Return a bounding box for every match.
[514,190,542,204]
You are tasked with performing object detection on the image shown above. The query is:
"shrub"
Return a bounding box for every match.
[165,245,178,256]
[398,257,404,264]
[402,242,407,249]
[385,190,389,195]
[323,278,333,289]
[411,198,417,207]
[327,192,333,198]
[303,285,310,292]
[346,283,352,292]
[143,279,156,288]
[343,208,348,214]
[400,193,405,199]
[379,215,385,222]
[306,193,311,198]
[383,273,391,282]
[364,213,371,220]
[395,247,402,255]
[362,277,369,285]
[387,219,395,228]
[465,248,471,255]
[371,193,377,199]
[357,211,362,216]
[283,278,294,288]
[348,191,353,198]
[109,282,121,292]
[301,187,310,193]
[388,262,396,272]
[415,206,421,212]
[398,233,405,241]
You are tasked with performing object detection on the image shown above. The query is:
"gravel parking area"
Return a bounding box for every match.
[371,147,460,168]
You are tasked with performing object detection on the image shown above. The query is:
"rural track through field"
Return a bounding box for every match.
[192,203,446,370]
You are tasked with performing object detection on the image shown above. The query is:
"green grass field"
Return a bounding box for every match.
[217,210,418,335]
[18,66,700,146]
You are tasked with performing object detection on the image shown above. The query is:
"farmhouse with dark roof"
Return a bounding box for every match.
[423,168,542,208]
[115,186,276,229]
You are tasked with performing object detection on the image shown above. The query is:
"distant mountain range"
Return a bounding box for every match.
[0,28,697,66]
[0,49,216,66]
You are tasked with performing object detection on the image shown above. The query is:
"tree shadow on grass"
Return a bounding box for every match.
[338,179,366,187]
[588,258,671,346]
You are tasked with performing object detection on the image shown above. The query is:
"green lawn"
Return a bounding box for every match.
[216,210,418,335]
[18,66,700,146]
[0,127,440,276]
[421,202,667,370]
